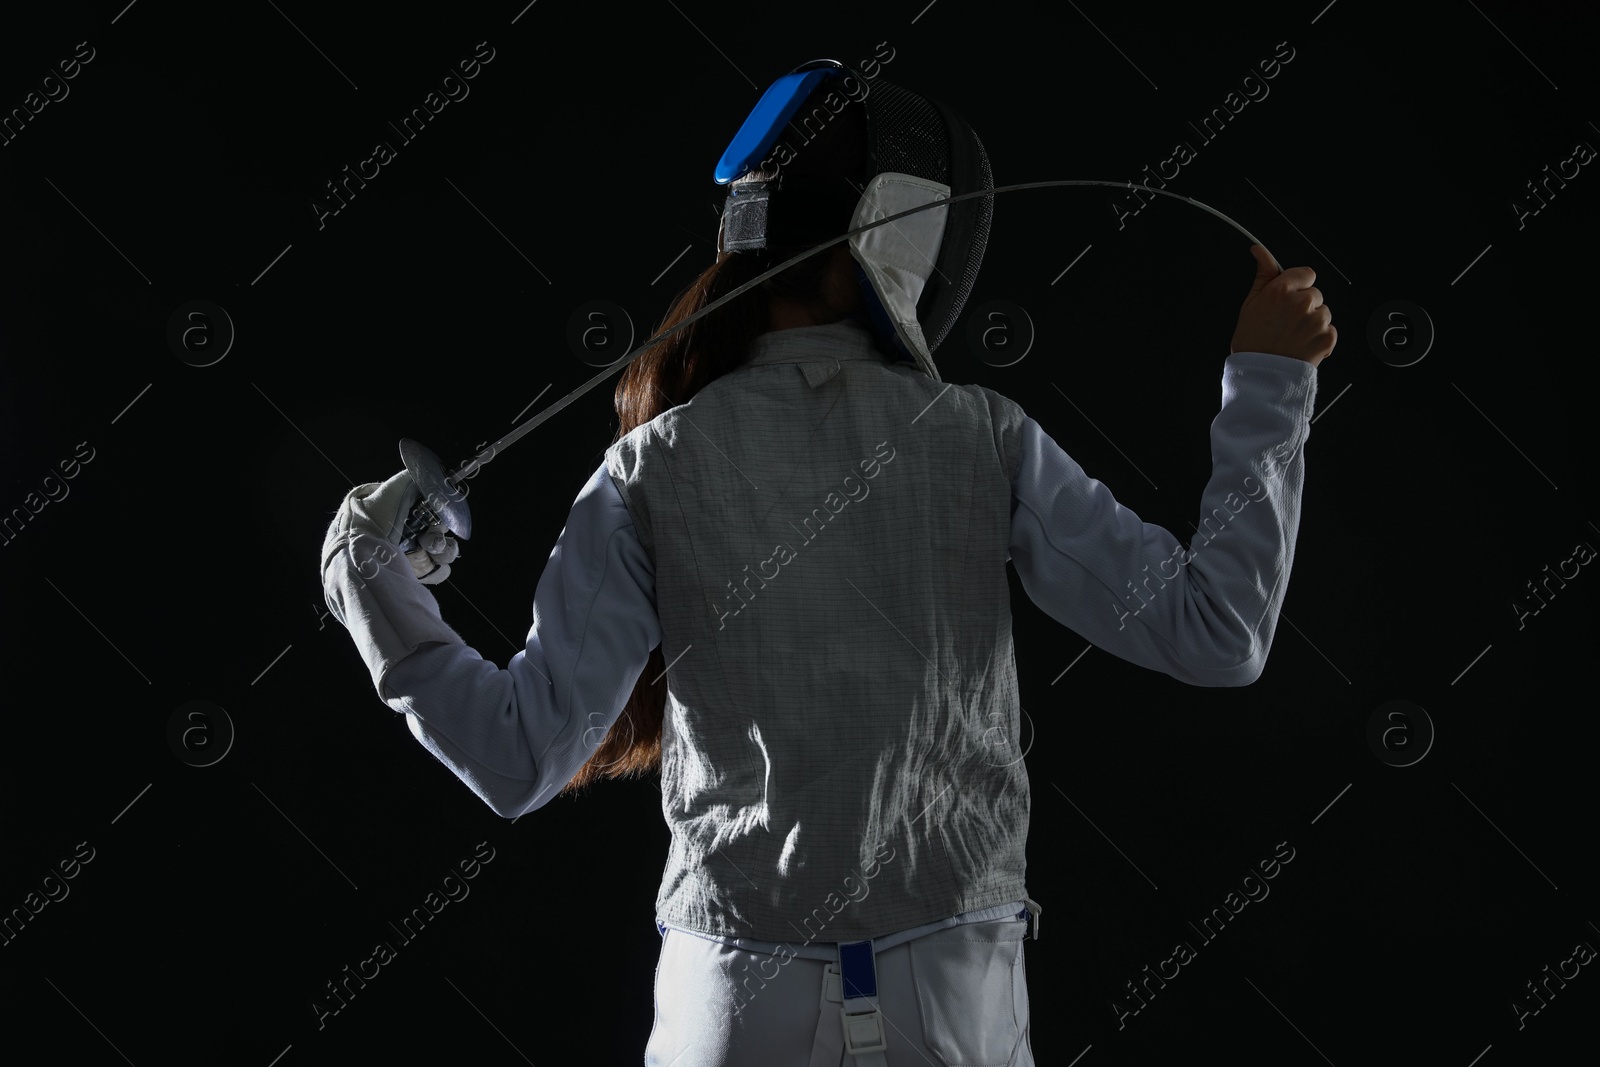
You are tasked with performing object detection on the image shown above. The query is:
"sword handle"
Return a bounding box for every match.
[397,500,439,555]
[397,438,472,553]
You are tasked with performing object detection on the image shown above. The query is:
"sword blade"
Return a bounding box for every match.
[441,179,1266,487]
[446,358,630,485]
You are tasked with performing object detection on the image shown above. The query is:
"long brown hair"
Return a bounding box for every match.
[556,235,858,795]
[558,85,870,797]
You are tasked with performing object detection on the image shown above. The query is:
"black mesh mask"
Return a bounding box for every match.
[717,61,994,380]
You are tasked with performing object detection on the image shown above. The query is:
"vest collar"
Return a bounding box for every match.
[742,318,906,387]
[743,317,898,367]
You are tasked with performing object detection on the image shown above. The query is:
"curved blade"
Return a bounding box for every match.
[442,179,1269,485]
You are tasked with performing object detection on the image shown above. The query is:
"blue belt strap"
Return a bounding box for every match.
[836,938,889,1062]
[838,940,878,999]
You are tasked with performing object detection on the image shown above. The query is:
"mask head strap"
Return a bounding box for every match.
[713,59,848,186]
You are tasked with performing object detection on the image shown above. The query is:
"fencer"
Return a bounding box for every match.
[319,58,1333,1066]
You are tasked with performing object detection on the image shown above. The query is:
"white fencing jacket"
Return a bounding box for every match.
[323,317,1318,947]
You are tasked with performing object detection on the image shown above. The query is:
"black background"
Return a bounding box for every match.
[1,1,1596,1063]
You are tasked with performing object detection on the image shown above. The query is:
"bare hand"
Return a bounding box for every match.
[1230,244,1336,367]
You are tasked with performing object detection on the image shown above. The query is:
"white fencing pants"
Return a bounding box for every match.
[644,916,1034,1066]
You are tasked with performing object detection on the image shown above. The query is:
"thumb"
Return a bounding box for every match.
[1244,244,1282,300]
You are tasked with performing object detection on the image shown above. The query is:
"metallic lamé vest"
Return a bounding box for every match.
[605,319,1030,943]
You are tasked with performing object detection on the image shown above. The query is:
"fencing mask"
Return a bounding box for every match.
[714,58,993,382]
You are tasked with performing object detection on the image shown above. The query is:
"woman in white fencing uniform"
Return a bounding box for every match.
[319,57,1328,1067]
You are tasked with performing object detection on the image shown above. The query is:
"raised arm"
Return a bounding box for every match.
[1008,349,1318,686]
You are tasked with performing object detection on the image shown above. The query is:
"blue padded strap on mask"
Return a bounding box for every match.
[714,62,848,185]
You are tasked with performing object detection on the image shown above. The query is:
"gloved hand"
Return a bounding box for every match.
[321,471,460,587]
[405,524,460,585]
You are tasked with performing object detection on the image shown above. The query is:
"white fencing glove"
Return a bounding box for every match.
[320,470,470,695]
[321,470,460,587]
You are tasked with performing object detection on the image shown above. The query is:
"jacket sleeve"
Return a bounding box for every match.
[327,461,661,816]
[1007,351,1318,686]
